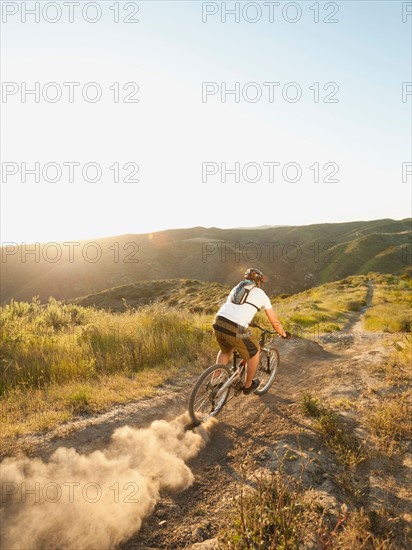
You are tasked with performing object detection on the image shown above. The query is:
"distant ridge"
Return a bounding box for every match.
[1,218,410,303]
[232,225,289,230]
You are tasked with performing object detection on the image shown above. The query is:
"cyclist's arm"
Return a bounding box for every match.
[264,308,287,338]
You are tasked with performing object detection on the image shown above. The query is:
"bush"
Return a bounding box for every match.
[345,301,362,312]
[321,323,341,333]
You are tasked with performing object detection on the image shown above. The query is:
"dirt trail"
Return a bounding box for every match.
[3,297,410,549]
[120,299,411,549]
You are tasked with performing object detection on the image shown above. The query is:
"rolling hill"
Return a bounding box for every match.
[1,218,410,304]
[72,279,230,314]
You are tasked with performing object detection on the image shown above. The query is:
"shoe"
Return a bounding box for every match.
[242,378,260,395]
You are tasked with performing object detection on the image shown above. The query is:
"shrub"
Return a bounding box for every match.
[345,301,362,312]
[321,323,341,332]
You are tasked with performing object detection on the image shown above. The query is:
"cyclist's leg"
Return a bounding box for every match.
[244,351,259,388]
[213,327,234,379]
[234,330,260,389]
[216,349,233,365]
[211,349,234,381]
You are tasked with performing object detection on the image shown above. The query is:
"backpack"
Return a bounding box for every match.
[230,280,259,310]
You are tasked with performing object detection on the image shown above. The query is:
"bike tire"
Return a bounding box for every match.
[254,348,280,395]
[188,363,232,426]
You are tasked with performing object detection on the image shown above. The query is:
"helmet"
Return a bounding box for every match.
[244,268,269,283]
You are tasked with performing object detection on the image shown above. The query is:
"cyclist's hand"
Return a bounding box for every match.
[283,331,292,339]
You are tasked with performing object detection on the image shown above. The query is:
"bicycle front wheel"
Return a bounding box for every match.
[188,363,232,425]
[254,348,280,395]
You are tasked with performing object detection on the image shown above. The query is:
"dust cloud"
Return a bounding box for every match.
[1,414,217,549]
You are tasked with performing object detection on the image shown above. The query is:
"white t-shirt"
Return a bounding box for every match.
[216,285,272,327]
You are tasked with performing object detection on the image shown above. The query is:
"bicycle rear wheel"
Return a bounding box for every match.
[188,363,232,425]
[254,348,280,395]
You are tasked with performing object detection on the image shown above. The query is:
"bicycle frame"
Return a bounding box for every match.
[188,323,283,425]
[213,328,275,400]
[212,352,245,400]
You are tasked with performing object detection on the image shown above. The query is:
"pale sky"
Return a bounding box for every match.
[1,0,411,244]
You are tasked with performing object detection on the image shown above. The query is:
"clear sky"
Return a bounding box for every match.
[1,0,411,243]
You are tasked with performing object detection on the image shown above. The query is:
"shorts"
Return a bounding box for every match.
[212,315,260,361]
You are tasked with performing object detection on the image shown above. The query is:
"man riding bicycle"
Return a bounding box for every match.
[212,268,291,394]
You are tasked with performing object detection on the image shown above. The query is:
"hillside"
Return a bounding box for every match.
[72,279,230,314]
[1,218,411,304]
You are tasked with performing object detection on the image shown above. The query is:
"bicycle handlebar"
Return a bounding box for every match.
[249,321,279,335]
[250,322,292,339]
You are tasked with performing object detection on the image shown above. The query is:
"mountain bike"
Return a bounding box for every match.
[188,323,281,426]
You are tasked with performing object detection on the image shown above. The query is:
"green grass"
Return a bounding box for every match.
[255,273,410,336]
[66,385,93,413]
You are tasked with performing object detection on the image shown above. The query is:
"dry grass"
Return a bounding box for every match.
[0,298,210,393]
[219,470,306,549]
[0,298,217,455]
[0,361,211,457]
[223,279,412,549]
[363,274,411,333]
[300,393,367,467]
[365,392,412,456]
[332,508,400,550]
[219,468,401,549]
[365,336,412,456]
